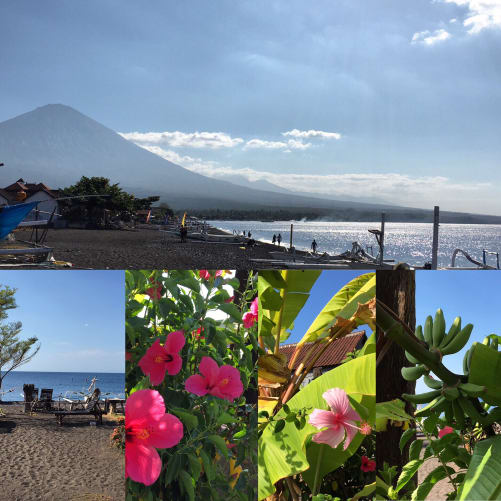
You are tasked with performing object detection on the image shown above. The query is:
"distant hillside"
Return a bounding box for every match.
[0,104,500,224]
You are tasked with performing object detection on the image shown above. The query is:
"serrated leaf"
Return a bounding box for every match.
[409,439,424,461]
[179,470,195,501]
[171,407,198,431]
[187,453,202,480]
[199,449,214,482]
[400,428,416,452]
[207,434,229,458]
[395,459,424,493]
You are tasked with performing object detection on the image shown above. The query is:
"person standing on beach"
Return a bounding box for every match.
[248,231,252,239]
[277,233,282,246]
[311,239,318,254]
[272,234,276,245]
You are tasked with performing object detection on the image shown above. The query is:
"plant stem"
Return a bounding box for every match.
[312,445,324,495]
[274,271,288,355]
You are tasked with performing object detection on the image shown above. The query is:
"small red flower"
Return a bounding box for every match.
[185,356,244,402]
[138,331,185,385]
[242,297,258,328]
[361,455,376,472]
[192,327,205,341]
[146,277,163,301]
[125,352,132,361]
[438,426,454,438]
[225,296,235,303]
[198,270,226,280]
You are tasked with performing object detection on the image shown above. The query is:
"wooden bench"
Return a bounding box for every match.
[53,407,103,426]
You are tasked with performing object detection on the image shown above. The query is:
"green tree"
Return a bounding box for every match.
[0,285,40,397]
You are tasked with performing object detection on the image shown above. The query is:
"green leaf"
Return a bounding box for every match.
[207,434,229,458]
[459,436,501,500]
[409,439,423,461]
[395,459,424,493]
[164,454,182,486]
[423,414,439,435]
[187,453,202,481]
[216,411,236,425]
[218,302,243,322]
[400,428,416,452]
[301,272,375,344]
[258,353,375,500]
[411,465,454,501]
[179,470,195,501]
[170,407,198,431]
[274,419,285,433]
[199,449,214,482]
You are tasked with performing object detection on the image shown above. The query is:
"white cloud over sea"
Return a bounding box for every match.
[137,144,492,210]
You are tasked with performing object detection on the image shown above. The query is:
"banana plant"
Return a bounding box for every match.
[376,300,501,500]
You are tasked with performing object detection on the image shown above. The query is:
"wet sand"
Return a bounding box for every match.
[0,403,124,501]
[13,227,297,269]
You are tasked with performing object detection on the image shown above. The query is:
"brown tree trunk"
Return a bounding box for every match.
[376,270,416,472]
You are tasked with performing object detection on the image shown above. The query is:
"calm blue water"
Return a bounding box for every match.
[0,371,125,402]
[209,220,501,268]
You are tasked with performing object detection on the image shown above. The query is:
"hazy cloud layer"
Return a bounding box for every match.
[139,144,491,210]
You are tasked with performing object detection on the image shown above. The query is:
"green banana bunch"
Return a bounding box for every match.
[423,373,442,390]
[401,364,427,381]
[440,323,473,355]
[402,390,441,404]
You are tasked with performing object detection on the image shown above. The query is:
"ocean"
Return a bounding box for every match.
[0,371,125,402]
[209,220,501,268]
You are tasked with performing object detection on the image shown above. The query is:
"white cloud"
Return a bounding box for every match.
[282,129,342,140]
[411,28,452,45]
[244,138,312,150]
[119,131,244,149]
[444,0,501,34]
[137,144,490,208]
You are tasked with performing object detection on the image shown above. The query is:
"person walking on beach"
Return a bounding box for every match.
[277,233,282,246]
[272,234,276,245]
[180,226,188,243]
[248,231,252,239]
[311,239,318,254]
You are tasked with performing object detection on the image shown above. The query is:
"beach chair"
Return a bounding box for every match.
[31,388,54,413]
[53,389,103,426]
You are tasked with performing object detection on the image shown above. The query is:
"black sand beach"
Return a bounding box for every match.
[13,227,298,269]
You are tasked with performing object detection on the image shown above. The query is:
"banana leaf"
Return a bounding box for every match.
[458,436,501,500]
[468,342,501,406]
[258,353,375,500]
[258,270,321,344]
[298,273,375,346]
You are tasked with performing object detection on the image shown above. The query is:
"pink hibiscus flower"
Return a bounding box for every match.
[138,331,185,385]
[242,297,258,328]
[185,356,243,402]
[308,388,362,450]
[438,426,454,438]
[126,389,183,486]
[361,455,376,472]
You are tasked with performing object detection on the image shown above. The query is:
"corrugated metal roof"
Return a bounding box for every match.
[279,330,366,370]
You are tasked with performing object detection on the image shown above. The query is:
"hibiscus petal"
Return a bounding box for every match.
[149,413,184,449]
[164,330,185,354]
[126,389,166,422]
[242,312,256,329]
[148,363,168,386]
[199,357,220,386]
[308,409,335,430]
[165,353,183,376]
[185,374,209,396]
[312,427,346,449]
[323,388,349,414]
[126,442,162,486]
[343,420,359,450]
[250,297,258,316]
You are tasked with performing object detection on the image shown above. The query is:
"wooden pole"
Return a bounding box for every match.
[379,213,386,265]
[431,206,439,270]
[290,223,293,250]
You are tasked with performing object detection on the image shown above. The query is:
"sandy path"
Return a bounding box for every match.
[0,404,124,501]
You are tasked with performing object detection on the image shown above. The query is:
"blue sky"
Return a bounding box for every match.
[1,1,501,213]
[415,270,501,394]
[286,270,371,345]
[0,271,124,373]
